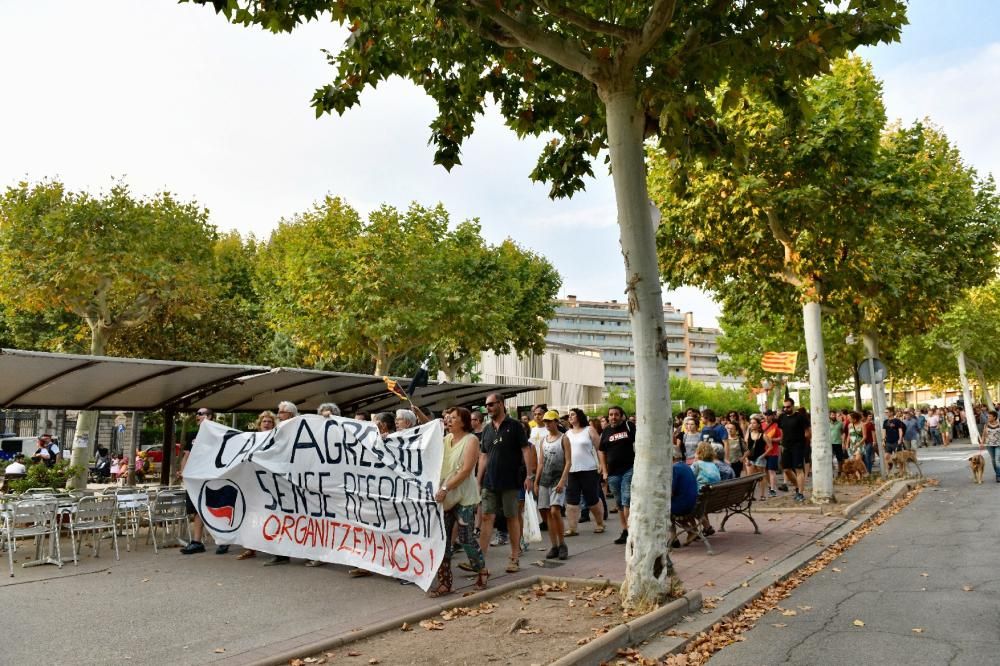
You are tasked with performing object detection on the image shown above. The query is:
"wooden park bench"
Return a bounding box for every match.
[672,472,764,555]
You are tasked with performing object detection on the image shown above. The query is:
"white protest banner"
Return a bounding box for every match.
[182,415,446,590]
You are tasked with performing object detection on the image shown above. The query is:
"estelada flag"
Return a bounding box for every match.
[761,351,798,374]
[384,377,409,401]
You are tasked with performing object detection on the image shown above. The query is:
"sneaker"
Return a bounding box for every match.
[545,546,560,559]
[263,555,290,566]
[768,489,777,497]
[491,532,509,547]
[777,483,789,492]
[703,526,716,536]
[215,545,230,555]
[558,544,568,560]
[794,492,805,502]
[613,529,629,545]
[180,541,205,555]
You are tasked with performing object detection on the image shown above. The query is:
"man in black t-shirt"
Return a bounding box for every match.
[598,406,635,545]
[179,408,215,554]
[477,394,535,571]
[882,407,906,473]
[778,398,810,502]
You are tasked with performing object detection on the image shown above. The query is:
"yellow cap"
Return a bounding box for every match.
[543,410,561,421]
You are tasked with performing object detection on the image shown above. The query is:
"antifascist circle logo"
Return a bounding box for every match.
[198,479,246,533]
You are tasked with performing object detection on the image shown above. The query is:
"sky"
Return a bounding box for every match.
[0,1,997,329]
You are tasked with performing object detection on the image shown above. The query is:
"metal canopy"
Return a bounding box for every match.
[0,349,537,414]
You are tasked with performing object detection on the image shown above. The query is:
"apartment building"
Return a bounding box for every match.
[545,295,741,390]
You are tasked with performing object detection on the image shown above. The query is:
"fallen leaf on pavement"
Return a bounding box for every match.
[419,620,445,631]
[368,660,380,665]
[740,581,749,587]
[853,620,865,627]
[962,585,974,592]
[798,606,812,611]
[832,567,842,573]
[920,572,929,577]
[772,623,787,628]
[347,651,362,657]
[912,628,924,633]
[518,628,541,634]
[704,581,715,587]
[400,622,412,632]
[781,609,797,617]
[213,648,225,654]
[289,659,304,666]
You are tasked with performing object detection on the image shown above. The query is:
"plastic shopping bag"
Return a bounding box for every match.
[523,491,543,544]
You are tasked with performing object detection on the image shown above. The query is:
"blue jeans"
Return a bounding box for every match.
[862,443,874,473]
[987,446,1000,480]
[929,427,942,446]
[607,468,633,508]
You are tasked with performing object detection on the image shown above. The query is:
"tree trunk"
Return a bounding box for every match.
[374,341,390,376]
[853,362,863,412]
[67,327,110,489]
[973,365,994,411]
[126,412,142,486]
[957,350,980,444]
[802,301,834,503]
[602,87,672,612]
[862,332,887,478]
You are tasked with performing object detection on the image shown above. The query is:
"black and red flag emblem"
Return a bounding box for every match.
[204,484,238,526]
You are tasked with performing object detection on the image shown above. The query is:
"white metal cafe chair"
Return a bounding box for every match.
[67,495,119,564]
[144,491,190,553]
[113,488,151,551]
[2,499,59,577]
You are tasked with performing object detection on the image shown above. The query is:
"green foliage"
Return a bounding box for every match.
[0,180,218,356]
[188,1,905,199]
[651,57,890,313]
[717,299,859,390]
[257,197,560,375]
[605,378,757,418]
[8,460,84,493]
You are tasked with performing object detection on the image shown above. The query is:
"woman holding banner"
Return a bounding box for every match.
[235,411,276,561]
[430,406,487,596]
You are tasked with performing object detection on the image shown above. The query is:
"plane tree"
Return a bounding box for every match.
[185,0,906,609]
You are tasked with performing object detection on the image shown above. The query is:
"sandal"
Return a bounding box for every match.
[505,558,520,573]
[427,564,453,597]
[593,525,605,534]
[474,568,490,590]
[236,550,256,560]
[563,529,579,537]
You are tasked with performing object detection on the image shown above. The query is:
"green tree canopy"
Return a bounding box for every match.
[258,196,559,376]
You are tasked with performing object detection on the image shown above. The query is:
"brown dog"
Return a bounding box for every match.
[891,450,924,478]
[969,454,985,484]
[838,457,867,482]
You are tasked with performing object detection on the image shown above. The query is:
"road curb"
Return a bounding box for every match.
[549,591,703,666]
[239,575,693,666]
[641,478,919,661]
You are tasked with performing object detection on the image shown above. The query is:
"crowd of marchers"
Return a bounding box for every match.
[174,395,638,599]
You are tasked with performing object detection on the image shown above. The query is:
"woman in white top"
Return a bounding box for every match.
[563,408,606,536]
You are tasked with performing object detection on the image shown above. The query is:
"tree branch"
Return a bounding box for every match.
[531,1,639,41]
[628,0,678,61]
[468,0,601,83]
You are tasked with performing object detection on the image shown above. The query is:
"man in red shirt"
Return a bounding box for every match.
[762,410,783,497]
[861,411,877,473]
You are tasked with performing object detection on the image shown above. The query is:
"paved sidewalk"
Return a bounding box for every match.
[3,506,840,665]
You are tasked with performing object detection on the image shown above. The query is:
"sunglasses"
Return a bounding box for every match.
[485,402,498,407]
[196,411,209,416]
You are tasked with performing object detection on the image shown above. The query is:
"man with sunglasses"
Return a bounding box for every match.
[179,408,216,554]
[477,393,535,573]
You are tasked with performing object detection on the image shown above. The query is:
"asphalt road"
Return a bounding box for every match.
[711,442,1000,666]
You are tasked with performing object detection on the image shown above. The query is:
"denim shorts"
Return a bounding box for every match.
[765,455,780,471]
[607,468,633,508]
